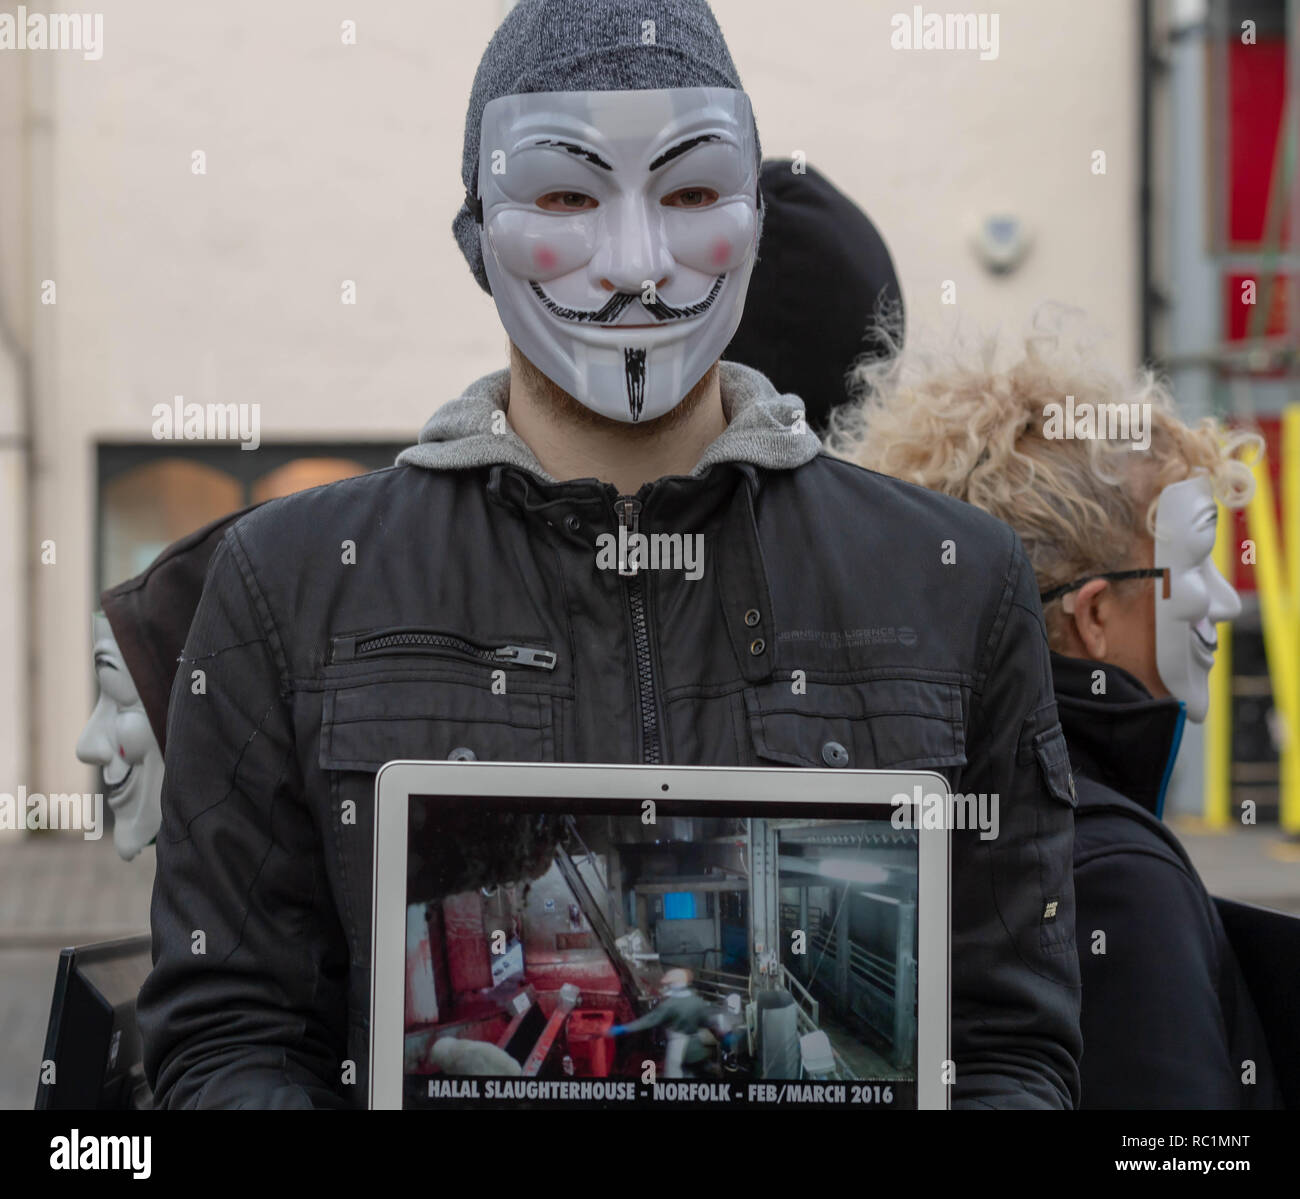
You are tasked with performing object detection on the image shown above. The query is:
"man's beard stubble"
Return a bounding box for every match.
[508,342,723,439]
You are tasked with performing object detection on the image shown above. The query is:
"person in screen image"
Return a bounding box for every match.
[833,314,1284,1108]
[138,0,1081,1109]
[609,967,725,1078]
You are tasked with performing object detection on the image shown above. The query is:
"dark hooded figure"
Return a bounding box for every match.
[99,507,258,754]
[75,508,254,863]
[724,160,902,433]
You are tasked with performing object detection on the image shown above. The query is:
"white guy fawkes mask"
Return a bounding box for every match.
[75,612,164,861]
[477,87,759,423]
[1154,475,1241,722]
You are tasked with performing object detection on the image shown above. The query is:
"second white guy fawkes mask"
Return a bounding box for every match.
[75,611,165,861]
[1153,475,1242,723]
[477,87,759,423]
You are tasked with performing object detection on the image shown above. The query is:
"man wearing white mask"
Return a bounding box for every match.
[139,0,1082,1109]
[76,612,165,863]
[79,509,253,865]
[840,319,1283,1108]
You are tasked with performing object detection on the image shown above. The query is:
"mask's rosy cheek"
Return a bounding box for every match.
[661,200,756,276]
[486,209,598,281]
[115,710,157,766]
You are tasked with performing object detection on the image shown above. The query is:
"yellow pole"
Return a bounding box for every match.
[1204,501,1235,829]
[1247,450,1300,833]
[1286,408,1300,604]
[1282,408,1300,833]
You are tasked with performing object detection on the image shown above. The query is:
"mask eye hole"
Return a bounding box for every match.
[535,191,599,212]
[661,186,720,209]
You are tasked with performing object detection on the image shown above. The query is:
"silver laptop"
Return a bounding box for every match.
[370,761,950,1110]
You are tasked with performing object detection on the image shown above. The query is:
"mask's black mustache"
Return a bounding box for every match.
[529,276,725,323]
[528,285,636,323]
[641,275,725,320]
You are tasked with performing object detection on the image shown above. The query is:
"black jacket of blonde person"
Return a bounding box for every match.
[1053,652,1282,1108]
[136,362,1082,1109]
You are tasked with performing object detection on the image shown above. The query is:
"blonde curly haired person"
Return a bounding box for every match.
[829,319,1257,692]
[830,315,1281,1110]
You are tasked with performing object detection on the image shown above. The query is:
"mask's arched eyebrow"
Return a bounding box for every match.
[650,133,722,172]
[529,138,613,171]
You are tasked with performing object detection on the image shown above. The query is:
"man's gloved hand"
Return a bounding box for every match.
[609,1025,627,1037]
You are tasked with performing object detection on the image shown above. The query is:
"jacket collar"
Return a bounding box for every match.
[394,360,822,481]
[1050,651,1187,819]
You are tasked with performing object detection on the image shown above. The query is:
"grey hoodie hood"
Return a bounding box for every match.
[395,361,822,483]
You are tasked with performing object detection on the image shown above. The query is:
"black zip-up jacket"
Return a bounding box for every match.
[1053,653,1281,1108]
[137,362,1082,1109]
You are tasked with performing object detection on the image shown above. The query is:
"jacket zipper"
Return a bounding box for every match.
[614,495,663,764]
[331,628,557,670]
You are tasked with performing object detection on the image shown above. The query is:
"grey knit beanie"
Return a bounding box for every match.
[455,0,761,294]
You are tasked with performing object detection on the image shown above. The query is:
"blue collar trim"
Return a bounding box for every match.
[1154,702,1187,821]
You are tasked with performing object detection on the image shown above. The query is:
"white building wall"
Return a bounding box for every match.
[0,0,1140,796]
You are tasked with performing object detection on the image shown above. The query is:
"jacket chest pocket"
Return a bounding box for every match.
[319,677,558,771]
[744,677,967,775]
[321,623,564,769]
[317,672,562,969]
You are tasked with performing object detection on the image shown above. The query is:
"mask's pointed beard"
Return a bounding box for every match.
[624,348,647,421]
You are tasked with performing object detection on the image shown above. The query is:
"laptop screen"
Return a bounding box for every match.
[385,787,934,1110]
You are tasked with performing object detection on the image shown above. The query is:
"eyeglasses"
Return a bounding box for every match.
[1039,567,1170,605]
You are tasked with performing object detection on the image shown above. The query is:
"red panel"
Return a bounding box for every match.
[1228,39,1290,247]
[567,1010,617,1078]
[442,892,493,994]
[1223,273,1292,342]
[1223,37,1292,354]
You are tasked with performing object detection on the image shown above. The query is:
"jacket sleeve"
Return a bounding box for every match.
[137,529,351,1109]
[1075,847,1238,1108]
[951,537,1083,1109]
[620,1005,672,1033]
